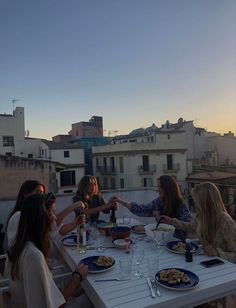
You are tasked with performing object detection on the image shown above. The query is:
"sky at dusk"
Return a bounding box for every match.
[0,0,235,139]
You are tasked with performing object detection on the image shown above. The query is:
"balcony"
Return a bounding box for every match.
[96,166,116,175]
[163,163,180,173]
[138,164,156,175]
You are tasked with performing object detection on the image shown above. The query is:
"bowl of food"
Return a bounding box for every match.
[111,226,131,240]
[97,222,116,236]
[144,223,175,243]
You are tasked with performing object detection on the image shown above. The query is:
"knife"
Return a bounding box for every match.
[87,246,116,250]
[146,278,156,298]
[95,278,130,282]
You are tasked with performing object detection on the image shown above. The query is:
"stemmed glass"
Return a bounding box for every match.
[96,230,106,252]
[132,246,144,278]
[153,231,164,256]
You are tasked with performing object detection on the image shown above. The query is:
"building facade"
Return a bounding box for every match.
[68,116,103,138]
[92,130,188,192]
[0,107,86,196]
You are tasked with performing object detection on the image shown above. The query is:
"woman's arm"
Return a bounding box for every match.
[216,215,236,263]
[161,215,197,234]
[115,197,132,210]
[61,264,88,304]
[56,201,84,227]
[82,199,115,217]
[59,216,82,236]
[116,196,159,217]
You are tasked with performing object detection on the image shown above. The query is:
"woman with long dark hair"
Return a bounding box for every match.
[8,194,90,308]
[6,180,45,247]
[115,175,191,240]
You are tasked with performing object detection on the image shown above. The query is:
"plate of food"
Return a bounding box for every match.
[166,241,199,254]
[61,233,91,246]
[79,255,115,273]
[131,225,146,234]
[155,268,199,291]
[112,238,133,249]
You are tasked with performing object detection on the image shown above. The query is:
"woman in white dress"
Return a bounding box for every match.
[8,193,91,308]
[6,180,46,247]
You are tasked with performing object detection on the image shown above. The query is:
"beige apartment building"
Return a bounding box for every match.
[92,130,188,192]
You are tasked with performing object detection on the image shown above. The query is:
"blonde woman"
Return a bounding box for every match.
[162,183,236,307]
[162,182,236,263]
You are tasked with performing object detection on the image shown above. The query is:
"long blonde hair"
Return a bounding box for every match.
[193,182,227,245]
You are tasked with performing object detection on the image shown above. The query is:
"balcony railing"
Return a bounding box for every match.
[96,166,116,175]
[138,164,156,175]
[163,163,180,173]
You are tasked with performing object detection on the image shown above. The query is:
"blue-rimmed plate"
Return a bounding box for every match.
[79,255,115,273]
[155,268,199,291]
[61,234,91,246]
[131,225,146,234]
[166,241,199,254]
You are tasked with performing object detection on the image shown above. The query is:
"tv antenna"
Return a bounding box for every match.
[12,98,19,113]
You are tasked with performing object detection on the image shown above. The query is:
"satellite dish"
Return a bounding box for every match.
[25,129,30,137]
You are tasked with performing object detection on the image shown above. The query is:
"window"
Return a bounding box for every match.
[103,157,107,171]
[110,157,115,171]
[120,178,125,188]
[5,152,12,156]
[167,154,173,170]
[142,155,149,172]
[64,151,70,158]
[28,154,33,158]
[103,177,108,189]
[60,170,75,186]
[3,136,14,147]
[96,157,100,170]
[119,157,123,173]
[143,177,153,187]
[111,178,116,189]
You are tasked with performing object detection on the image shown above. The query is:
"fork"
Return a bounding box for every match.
[151,279,161,297]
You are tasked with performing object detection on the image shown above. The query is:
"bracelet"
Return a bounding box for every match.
[72,271,83,282]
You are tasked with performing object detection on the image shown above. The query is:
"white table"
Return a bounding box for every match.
[55,225,236,308]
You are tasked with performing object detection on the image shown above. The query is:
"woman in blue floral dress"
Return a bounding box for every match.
[115,175,191,240]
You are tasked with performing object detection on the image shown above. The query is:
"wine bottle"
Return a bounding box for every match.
[110,208,116,223]
[77,214,87,254]
[185,239,193,262]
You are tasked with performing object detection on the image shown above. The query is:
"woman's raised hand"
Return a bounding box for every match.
[73,201,85,211]
[108,196,118,209]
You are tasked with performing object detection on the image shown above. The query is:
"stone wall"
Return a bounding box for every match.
[0,155,58,199]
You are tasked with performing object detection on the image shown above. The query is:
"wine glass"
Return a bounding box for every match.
[132,246,144,278]
[153,230,164,255]
[96,230,106,252]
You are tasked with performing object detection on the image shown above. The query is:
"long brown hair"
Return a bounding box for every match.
[73,175,99,202]
[6,180,46,229]
[8,194,51,280]
[193,182,227,244]
[159,175,185,217]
